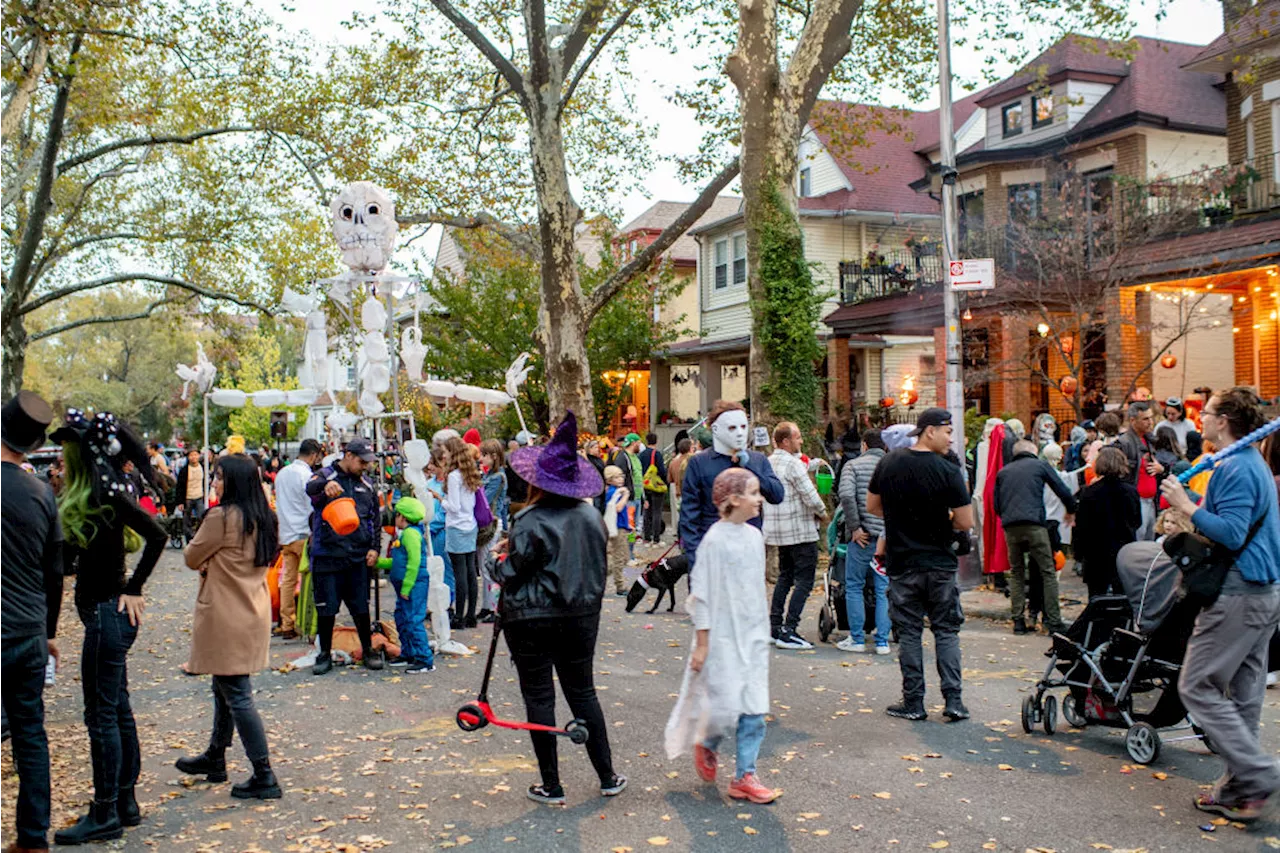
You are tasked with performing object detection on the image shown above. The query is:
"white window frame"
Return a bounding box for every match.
[713,238,729,290]
[799,166,812,197]
[732,235,747,286]
[1247,115,1257,163]
[1272,101,1280,180]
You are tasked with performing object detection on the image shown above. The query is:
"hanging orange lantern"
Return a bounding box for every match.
[879,396,896,409]
[1059,375,1078,396]
[1160,353,1177,369]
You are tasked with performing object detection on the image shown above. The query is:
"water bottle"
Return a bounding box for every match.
[44,655,56,686]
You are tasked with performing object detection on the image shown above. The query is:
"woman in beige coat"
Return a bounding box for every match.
[174,454,282,800]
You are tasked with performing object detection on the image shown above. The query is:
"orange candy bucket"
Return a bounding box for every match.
[322,496,360,535]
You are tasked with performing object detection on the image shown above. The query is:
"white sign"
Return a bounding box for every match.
[948,258,995,291]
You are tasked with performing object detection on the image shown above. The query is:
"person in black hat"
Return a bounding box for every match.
[1,391,64,853]
[50,407,168,844]
[304,436,383,675]
[865,407,974,723]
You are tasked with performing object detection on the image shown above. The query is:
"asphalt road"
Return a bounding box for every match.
[7,545,1280,853]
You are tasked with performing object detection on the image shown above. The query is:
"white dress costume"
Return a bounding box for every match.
[664,520,771,760]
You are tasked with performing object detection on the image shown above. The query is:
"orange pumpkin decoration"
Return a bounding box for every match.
[1059,375,1078,396]
[1160,353,1177,369]
[901,389,920,406]
[879,397,896,409]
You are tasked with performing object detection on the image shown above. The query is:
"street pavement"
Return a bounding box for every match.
[7,543,1280,853]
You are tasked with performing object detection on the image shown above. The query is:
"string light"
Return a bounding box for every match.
[962,307,972,321]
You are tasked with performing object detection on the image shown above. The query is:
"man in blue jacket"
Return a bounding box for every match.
[306,437,383,675]
[677,401,784,568]
[1161,388,1280,822]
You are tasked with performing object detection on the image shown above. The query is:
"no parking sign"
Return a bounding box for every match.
[948,259,995,291]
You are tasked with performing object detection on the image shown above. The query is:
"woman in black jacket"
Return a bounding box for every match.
[497,412,626,806]
[1074,446,1142,599]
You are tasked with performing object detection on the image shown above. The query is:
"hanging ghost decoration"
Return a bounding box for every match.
[175,342,217,401]
[331,181,398,273]
[304,310,330,393]
[401,327,426,382]
[357,294,392,416]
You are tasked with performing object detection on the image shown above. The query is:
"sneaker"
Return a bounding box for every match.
[770,625,782,641]
[1194,792,1270,822]
[836,637,865,653]
[693,744,718,783]
[479,612,497,623]
[405,661,435,674]
[885,700,928,721]
[1268,671,1279,688]
[387,655,412,667]
[727,773,778,804]
[600,774,628,797]
[526,783,566,805]
[615,590,627,596]
[942,697,970,722]
[875,644,892,656]
[774,630,813,650]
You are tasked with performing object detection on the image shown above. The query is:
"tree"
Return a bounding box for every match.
[2,0,339,397]
[418,225,691,435]
[225,331,309,447]
[314,0,740,427]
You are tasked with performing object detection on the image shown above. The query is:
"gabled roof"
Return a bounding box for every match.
[805,102,940,215]
[975,35,1134,106]
[910,89,992,155]
[619,196,744,261]
[1185,1,1280,72]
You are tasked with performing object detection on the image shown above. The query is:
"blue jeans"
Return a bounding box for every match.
[703,713,766,779]
[845,539,891,646]
[394,581,433,666]
[78,598,141,803]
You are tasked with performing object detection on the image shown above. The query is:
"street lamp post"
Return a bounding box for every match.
[936,0,966,461]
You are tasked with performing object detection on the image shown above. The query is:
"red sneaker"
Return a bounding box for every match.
[727,773,778,804]
[693,744,717,783]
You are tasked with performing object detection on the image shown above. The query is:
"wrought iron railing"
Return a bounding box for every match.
[838,249,944,303]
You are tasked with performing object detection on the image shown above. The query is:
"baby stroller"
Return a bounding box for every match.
[1023,540,1207,764]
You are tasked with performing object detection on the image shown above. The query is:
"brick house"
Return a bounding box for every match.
[821,29,1274,428]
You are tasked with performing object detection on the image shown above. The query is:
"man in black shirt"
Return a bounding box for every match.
[868,408,974,723]
[1,391,63,852]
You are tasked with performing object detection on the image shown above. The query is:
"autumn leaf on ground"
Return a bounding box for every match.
[612,847,634,853]
[928,842,950,849]
[646,837,670,847]
[744,827,758,835]
[1151,772,1168,780]
[873,792,892,799]
[997,764,1014,771]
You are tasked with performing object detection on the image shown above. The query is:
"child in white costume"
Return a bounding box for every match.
[664,467,778,804]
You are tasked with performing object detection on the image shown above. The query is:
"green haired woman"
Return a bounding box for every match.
[50,408,166,844]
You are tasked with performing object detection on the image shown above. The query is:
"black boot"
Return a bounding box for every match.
[175,747,228,782]
[54,799,123,845]
[117,786,141,827]
[361,648,384,671]
[312,651,333,676]
[1012,617,1028,635]
[885,699,928,721]
[231,759,282,800]
[943,695,971,722]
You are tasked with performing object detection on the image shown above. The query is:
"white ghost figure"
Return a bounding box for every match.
[304,311,329,391]
[358,387,385,417]
[505,352,533,399]
[710,408,750,457]
[401,327,426,382]
[331,181,398,273]
[175,342,217,400]
[280,286,318,315]
[326,409,359,433]
[361,296,387,333]
[402,439,432,503]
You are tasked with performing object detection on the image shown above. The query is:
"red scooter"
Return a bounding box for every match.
[455,614,590,745]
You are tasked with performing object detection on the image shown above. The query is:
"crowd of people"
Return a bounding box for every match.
[3,385,1279,850]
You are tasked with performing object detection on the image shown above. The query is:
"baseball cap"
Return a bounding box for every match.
[908,407,953,437]
[1080,419,1096,430]
[623,432,642,445]
[345,436,377,462]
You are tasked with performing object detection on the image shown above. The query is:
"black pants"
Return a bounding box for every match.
[770,541,819,632]
[79,599,141,804]
[208,675,269,763]
[451,550,479,623]
[311,558,373,656]
[2,634,50,847]
[643,491,666,542]
[504,613,615,789]
[888,569,965,703]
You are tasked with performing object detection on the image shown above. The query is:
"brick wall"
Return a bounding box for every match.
[827,337,851,418]
[1226,65,1280,180]
[1235,296,1254,385]
[1105,286,1154,401]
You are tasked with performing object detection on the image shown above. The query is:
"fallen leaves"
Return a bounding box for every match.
[646,837,670,847]
[997,764,1015,771]
[743,826,758,835]
[928,842,950,849]
[873,792,892,799]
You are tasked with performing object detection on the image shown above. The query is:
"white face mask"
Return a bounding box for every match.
[711,410,750,455]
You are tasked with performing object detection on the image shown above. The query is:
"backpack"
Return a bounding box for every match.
[474,486,495,528]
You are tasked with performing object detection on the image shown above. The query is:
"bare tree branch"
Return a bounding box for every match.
[20,272,273,316]
[785,0,863,121]
[428,0,529,112]
[588,156,740,318]
[561,5,636,113]
[56,125,257,173]
[1,12,48,137]
[395,209,539,258]
[558,0,610,78]
[268,130,330,206]
[30,295,189,341]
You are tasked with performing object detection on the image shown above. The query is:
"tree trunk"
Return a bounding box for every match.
[1,313,28,399]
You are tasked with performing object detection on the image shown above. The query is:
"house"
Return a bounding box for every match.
[822,29,1260,428]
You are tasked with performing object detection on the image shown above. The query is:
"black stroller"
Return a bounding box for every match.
[1023,540,1208,764]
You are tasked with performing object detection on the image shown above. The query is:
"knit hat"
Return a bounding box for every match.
[463,428,482,447]
[394,496,426,524]
[603,465,624,481]
[509,411,604,500]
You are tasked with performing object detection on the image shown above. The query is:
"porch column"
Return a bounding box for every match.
[650,360,671,421]
[698,354,722,414]
[827,336,850,422]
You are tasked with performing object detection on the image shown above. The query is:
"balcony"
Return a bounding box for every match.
[838,249,944,304]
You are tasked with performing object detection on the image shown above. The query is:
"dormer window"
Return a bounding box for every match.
[1032,94,1053,129]
[799,167,812,197]
[1002,102,1023,138]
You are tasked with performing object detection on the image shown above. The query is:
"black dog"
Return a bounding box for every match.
[625,553,690,613]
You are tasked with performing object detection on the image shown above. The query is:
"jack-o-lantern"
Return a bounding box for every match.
[879,397,896,409]
[1059,375,1078,396]
[1159,353,1177,369]
[901,389,920,406]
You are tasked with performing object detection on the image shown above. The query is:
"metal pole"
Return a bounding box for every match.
[202,394,210,502]
[936,0,966,460]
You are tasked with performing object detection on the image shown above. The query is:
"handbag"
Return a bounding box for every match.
[1165,515,1266,609]
[642,461,668,493]
[474,486,495,529]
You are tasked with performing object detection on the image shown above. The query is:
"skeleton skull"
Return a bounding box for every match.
[331,181,398,272]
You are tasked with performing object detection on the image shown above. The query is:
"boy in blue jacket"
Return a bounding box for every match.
[377,497,434,673]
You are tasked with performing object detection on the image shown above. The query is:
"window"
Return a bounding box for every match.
[1247,115,1257,162]
[1272,102,1280,180]
[959,190,985,238]
[799,167,812,197]
[1007,183,1042,222]
[1002,102,1023,137]
[713,239,728,289]
[346,363,357,388]
[732,235,747,285]
[1032,94,1054,129]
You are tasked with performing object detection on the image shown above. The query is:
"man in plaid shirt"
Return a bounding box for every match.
[765,422,829,649]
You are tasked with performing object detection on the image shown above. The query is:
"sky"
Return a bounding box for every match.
[267,0,1227,227]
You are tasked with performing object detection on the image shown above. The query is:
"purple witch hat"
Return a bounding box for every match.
[509,411,603,500]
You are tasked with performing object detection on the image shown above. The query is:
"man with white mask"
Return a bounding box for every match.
[677,401,785,568]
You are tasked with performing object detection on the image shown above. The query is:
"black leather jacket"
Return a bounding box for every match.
[497,497,606,624]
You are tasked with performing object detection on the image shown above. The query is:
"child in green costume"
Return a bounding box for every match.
[377,497,434,673]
